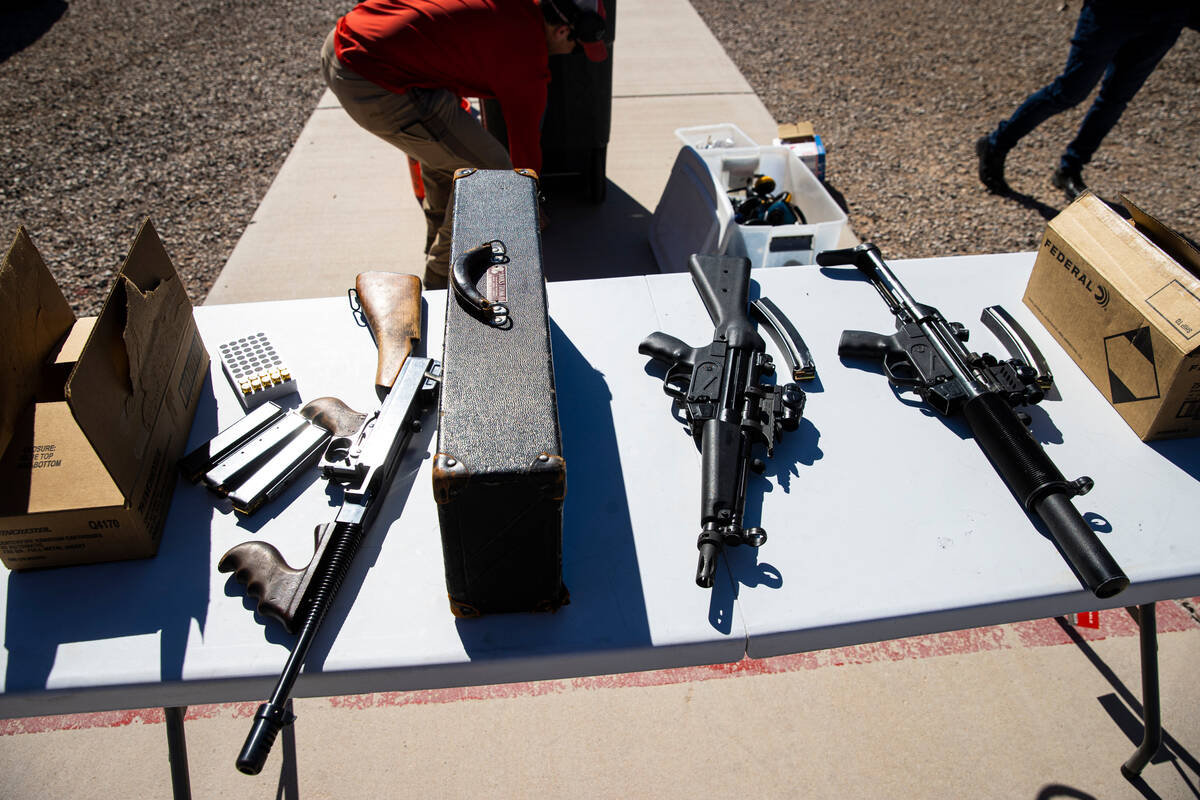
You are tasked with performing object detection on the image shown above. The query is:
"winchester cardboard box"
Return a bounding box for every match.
[1023,193,1200,441]
[0,220,208,569]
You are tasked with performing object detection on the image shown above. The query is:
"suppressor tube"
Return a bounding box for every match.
[962,392,1128,598]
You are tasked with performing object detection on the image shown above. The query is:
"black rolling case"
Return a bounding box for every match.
[482,0,616,202]
[432,168,568,617]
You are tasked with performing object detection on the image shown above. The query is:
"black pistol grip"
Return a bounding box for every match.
[218,541,308,633]
[639,332,694,367]
[838,330,894,360]
[963,392,1128,598]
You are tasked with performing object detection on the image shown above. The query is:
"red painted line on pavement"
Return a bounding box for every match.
[4,600,1197,737]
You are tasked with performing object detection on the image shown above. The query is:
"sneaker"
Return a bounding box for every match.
[1052,166,1087,201]
[975,136,1009,194]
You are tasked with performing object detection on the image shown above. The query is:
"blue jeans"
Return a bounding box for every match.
[989,0,1187,172]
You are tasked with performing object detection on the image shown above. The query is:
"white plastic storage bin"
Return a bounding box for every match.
[674,123,758,151]
[716,146,847,268]
[650,143,848,272]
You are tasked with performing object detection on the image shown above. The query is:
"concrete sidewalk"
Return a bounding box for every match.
[1,607,1197,798]
[205,0,779,303]
[3,0,1197,797]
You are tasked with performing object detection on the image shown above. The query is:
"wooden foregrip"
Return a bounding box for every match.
[355,272,422,390]
[299,396,367,436]
[218,523,338,633]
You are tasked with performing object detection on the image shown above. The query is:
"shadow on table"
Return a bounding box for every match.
[3,376,219,695]
[1148,438,1200,483]
[452,320,653,669]
[709,412,824,634]
[540,179,659,282]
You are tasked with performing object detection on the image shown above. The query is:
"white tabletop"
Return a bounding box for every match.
[2,252,1197,718]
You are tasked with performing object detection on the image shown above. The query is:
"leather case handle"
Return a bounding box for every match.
[451,240,510,326]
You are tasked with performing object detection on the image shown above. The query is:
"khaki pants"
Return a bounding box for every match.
[320,29,513,288]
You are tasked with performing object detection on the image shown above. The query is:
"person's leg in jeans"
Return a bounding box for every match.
[988,2,1119,154]
[1059,21,1183,173]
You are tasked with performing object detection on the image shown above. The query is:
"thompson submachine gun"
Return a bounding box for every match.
[821,243,1128,599]
[639,253,807,588]
[218,273,441,774]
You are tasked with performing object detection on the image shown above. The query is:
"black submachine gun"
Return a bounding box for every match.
[820,243,1128,599]
[639,254,806,588]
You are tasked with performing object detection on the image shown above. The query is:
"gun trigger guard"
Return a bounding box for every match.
[451,240,510,326]
[663,363,690,402]
[882,353,920,386]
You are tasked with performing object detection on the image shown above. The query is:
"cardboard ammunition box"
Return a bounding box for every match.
[0,220,209,569]
[1023,193,1200,441]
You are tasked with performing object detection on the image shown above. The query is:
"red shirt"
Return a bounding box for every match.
[334,0,549,173]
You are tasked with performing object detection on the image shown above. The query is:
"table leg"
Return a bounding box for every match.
[1120,603,1161,779]
[164,706,192,799]
[279,699,299,799]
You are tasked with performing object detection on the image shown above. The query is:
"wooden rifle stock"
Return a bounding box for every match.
[355,272,421,391]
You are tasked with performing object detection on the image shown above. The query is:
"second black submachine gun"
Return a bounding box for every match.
[639,254,806,588]
[820,243,1128,599]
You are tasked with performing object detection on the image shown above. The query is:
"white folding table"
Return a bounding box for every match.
[2,254,1196,796]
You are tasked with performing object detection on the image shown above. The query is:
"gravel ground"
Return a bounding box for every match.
[692,0,1199,257]
[0,0,343,316]
[1,0,1197,318]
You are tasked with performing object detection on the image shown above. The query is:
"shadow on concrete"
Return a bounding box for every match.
[0,0,66,64]
[1054,616,1200,799]
[540,178,659,282]
[1035,785,1098,800]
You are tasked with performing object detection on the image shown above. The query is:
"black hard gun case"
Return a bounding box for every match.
[433,168,569,617]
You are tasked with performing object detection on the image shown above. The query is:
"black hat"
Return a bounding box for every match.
[543,0,608,62]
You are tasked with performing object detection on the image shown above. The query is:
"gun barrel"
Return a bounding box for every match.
[235,519,366,774]
[696,540,720,588]
[1034,493,1129,598]
[963,392,1127,598]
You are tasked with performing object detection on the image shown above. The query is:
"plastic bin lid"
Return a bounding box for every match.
[649,146,727,273]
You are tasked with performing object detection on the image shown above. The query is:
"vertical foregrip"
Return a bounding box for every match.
[962,393,1128,598]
